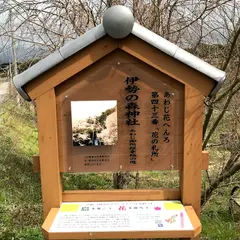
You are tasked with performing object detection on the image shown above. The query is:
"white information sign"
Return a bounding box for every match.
[49,201,193,232]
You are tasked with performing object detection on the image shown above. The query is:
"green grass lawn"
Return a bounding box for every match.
[0,100,239,240]
[201,193,240,240]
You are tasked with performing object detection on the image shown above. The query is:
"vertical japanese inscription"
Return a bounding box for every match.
[151,92,160,161]
[124,77,140,164]
[129,129,136,164]
[163,91,171,143]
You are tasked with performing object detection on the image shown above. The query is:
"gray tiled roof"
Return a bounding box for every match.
[13,5,225,101]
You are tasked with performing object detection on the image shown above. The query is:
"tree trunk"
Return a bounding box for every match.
[201,153,240,206]
[113,172,131,189]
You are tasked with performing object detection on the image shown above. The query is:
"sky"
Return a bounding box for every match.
[71,100,117,121]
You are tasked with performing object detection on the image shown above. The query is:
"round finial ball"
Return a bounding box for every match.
[103,5,134,39]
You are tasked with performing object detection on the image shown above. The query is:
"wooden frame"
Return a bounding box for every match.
[180,86,203,217]
[25,35,215,102]
[26,34,212,240]
[36,89,62,218]
[62,189,180,202]
[179,86,204,240]
[25,36,118,100]
[120,35,215,97]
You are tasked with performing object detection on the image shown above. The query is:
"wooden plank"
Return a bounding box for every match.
[25,36,118,100]
[62,189,180,202]
[202,151,209,170]
[183,206,202,240]
[185,206,202,237]
[119,35,215,96]
[36,89,62,218]
[42,208,59,238]
[180,86,203,216]
[32,153,209,172]
[180,86,203,240]
[42,206,201,239]
[47,229,195,239]
[32,155,40,173]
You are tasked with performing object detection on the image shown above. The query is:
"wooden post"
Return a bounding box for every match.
[180,85,204,240]
[36,89,62,218]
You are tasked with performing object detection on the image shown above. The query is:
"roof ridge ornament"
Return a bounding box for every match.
[103,5,134,39]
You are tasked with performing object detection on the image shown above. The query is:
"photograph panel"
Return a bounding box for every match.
[71,100,118,146]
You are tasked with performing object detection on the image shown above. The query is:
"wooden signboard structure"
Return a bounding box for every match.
[14,5,225,240]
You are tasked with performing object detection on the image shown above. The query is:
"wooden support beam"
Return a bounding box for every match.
[62,189,180,202]
[202,151,209,170]
[36,89,62,218]
[32,155,40,173]
[180,86,204,240]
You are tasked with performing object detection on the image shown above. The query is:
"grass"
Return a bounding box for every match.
[201,193,240,240]
[0,100,239,240]
[0,100,42,239]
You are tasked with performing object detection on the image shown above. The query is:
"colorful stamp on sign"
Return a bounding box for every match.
[165,214,178,224]
[81,207,89,211]
[164,201,184,210]
[180,212,184,228]
[60,204,80,212]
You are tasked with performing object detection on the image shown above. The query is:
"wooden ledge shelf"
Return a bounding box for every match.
[42,202,201,239]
